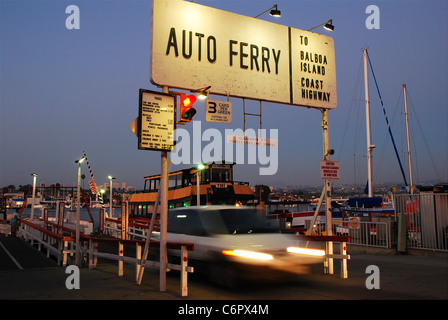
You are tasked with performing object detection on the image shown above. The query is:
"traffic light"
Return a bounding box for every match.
[180,94,197,122]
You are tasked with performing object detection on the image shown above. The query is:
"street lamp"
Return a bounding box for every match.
[307,19,335,32]
[254,5,281,18]
[108,176,115,217]
[75,156,85,266]
[196,164,205,206]
[192,86,211,100]
[30,173,38,220]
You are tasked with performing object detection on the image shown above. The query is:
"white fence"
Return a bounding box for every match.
[334,220,394,249]
[308,220,394,249]
[307,193,448,252]
[394,193,448,252]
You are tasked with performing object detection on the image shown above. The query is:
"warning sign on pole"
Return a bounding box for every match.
[320,160,340,180]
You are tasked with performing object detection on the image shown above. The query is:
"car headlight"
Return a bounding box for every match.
[222,249,274,261]
[287,247,326,256]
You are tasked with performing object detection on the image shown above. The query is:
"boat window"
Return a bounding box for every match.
[183,173,192,187]
[168,174,176,188]
[176,174,182,188]
[211,168,232,182]
[201,168,210,182]
[150,179,159,191]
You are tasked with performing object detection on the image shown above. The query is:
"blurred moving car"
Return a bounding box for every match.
[165,206,326,286]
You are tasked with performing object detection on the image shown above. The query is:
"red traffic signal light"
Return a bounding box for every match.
[180,94,197,122]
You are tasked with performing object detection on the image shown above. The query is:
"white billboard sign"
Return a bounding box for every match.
[150,0,337,109]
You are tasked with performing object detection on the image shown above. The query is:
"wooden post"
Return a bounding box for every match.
[118,241,124,276]
[136,243,142,283]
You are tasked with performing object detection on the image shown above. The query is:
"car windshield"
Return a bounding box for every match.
[199,208,278,235]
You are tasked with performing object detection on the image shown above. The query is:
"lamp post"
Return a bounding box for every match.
[307,19,335,32]
[108,176,115,217]
[75,156,85,266]
[254,5,281,18]
[196,164,205,206]
[30,173,38,220]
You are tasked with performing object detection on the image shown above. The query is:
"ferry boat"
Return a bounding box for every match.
[129,162,254,217]
[265,200,343,231]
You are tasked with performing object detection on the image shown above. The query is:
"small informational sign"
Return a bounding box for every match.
[138,89,176,151]
[206,99,232,123]
[226,135,278,147]
[320,160,340,180]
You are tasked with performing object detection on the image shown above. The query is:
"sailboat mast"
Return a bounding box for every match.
[363,49,374,197]
[403,84,414,194]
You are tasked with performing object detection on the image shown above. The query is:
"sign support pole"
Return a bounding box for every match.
[322,109,333,274]
[159,86,169,292]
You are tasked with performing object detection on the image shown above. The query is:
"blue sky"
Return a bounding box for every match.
[1,0,447,190]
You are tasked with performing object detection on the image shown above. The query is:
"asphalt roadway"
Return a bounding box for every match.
[0,235,446,317]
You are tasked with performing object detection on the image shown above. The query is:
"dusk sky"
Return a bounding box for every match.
[1,0,447,190]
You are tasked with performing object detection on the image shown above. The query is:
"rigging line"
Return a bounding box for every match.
[336,56,364,162]
[366,50,409,187]
[410,121,420,184]
[352,57,365,186]
[406,90,441,179]
[375,89,403,180]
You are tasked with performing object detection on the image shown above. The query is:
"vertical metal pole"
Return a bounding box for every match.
[160,86,169,292]
[196,171,200,206]
[243,98,246,132]
[322,109,333,274]
[363,49,373,197]
[403,84,414,194]
[109,177,114,218]
[75,164,81,266]
[30,174,37,219]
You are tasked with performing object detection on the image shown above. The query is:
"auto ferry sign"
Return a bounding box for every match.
[150,0,337,109]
